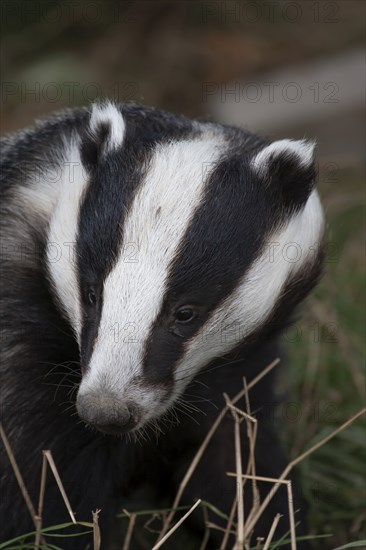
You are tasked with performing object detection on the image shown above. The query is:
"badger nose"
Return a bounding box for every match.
[76,392,140,435]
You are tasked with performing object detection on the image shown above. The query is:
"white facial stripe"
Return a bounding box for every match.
[251,139,315,176]
[80,135,226,399]
[89,102,125,151]
[173,189,324,395]
[47,141,89,337]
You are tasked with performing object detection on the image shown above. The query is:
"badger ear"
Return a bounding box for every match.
[251,139,316,208]
[80,102,126,170]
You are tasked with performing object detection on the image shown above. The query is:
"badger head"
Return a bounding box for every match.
[47,103,324,436]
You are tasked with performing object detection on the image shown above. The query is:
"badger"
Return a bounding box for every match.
[0,102,324,549]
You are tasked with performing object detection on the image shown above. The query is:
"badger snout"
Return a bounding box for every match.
[76,392,141,435]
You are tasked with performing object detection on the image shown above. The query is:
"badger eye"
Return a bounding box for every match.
[87,286,97,307]
[175,307,196,324]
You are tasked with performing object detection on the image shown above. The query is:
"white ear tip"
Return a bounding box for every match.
[252,139,316,173]
[89,101,125,151]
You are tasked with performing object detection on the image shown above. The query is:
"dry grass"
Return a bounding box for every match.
[152,499,202,550]
[1,355,365,550]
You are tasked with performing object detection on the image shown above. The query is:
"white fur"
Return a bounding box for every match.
[251,139,315,176]
[89,102,125,151]
[47,141,89,337]
[79,135,226,418]
[172,189,324,397]
[13,140,71,226]
[5,161,62,271]
[15,171,59,221]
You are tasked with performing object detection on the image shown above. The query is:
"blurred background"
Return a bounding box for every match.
[1,1,365,547]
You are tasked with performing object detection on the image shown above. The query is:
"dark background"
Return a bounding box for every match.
[1,1,365,547]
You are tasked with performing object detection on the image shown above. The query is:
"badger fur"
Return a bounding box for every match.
[0,102,324,549]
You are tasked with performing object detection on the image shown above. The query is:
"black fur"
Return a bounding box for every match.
[0,103,323,549]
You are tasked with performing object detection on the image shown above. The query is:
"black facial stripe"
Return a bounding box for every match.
[79,285,104,368]
[78,146,149,280]
[76,106,196,366]
[142,152,281,383]
[77,142,151,364]
[191,238,324,389]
